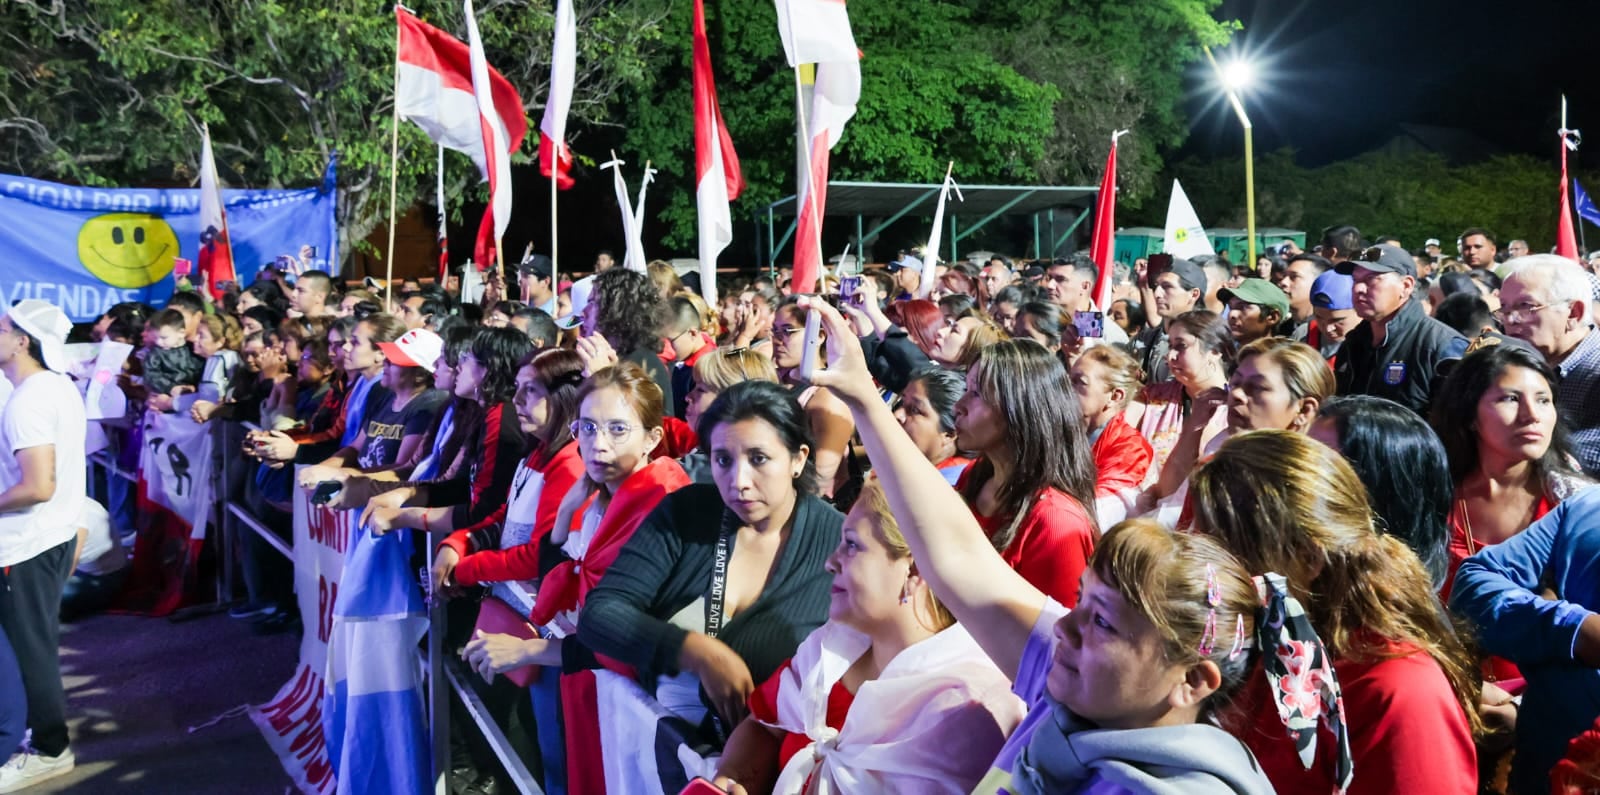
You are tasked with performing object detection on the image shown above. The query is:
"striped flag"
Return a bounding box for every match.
[776,0,859,294]
[196,126,236,301]
[464,0,527,271]
[693,0,744,306]
[539,0,577,190]
[1088,131,1128,311]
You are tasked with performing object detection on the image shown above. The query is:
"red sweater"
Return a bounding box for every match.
[957,467,1097,608]
[1090,413,1153,498]
[1232,640,1477,795]
[442,442,584,586]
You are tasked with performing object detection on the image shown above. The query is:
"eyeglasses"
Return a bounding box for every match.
[1493,301,1567,323]
[570,419,638,440]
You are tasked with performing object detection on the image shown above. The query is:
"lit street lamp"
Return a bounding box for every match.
[1205,47,1257,269]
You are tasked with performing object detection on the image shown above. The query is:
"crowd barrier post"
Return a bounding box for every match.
[429,527,450,795]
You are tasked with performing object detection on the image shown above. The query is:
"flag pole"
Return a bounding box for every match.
[550,157,559,291]
[385,15,402,309]
[793,65,824,293]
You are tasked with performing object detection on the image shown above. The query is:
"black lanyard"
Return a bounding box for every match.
[705,529,732,639]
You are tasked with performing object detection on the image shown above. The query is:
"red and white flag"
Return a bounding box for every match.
[1558,124,1581,261]
[693,0,743,305]
[197,126,236,301]
[776,0,859,294]
[464,0,526,271]
[1088,130,1129,311]
[540,0,577,190]
[394,7,524,188]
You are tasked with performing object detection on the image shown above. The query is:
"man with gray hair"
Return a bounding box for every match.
[1499,255,1600,477]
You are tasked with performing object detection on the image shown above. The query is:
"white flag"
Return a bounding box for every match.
[1163,180,1215,260]
[774,0,858,67]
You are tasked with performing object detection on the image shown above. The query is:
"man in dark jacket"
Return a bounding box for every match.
[1333,243,1468,415]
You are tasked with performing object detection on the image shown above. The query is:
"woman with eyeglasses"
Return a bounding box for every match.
[771,297,857,499]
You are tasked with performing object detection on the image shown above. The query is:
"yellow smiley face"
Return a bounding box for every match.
[77,213,180,288]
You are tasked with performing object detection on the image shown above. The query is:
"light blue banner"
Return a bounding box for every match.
[0,157,338,321]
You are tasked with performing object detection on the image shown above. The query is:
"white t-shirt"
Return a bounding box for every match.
[0,370,88,566]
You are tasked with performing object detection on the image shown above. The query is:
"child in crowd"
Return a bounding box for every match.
[142,308,203,411]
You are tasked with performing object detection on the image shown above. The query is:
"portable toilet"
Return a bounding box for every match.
[1113,227,1165,266]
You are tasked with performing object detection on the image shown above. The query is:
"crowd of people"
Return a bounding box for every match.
[2,224,1600,795]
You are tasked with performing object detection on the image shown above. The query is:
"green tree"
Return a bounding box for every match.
[0,0,668,252]
[619,0,1233,255]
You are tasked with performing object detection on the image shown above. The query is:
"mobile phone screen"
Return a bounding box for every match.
[1073,311,1105,339]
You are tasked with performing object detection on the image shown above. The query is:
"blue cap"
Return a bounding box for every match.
[1310,271,1354,310]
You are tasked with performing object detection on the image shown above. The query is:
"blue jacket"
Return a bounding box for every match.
[1450,485,1600,794]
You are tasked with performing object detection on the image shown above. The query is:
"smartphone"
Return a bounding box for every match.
[1073,311,1105,339]
[838,275,863,304]
[678,779,725,795]
[797,308,823,382]
[1145,253,1173,289]
[172,257,193,277]
[310,481,343,506]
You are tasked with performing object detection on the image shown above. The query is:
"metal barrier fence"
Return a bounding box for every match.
[87,418,544,795]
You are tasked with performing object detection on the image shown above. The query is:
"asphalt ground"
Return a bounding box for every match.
[27,608,296,794]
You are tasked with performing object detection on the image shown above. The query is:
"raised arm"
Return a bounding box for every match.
[798,297,1045,678]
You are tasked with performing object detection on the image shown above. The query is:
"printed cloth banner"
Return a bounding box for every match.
[563,668,718,795]
[251,473,355,795]
[0,158,338,321]
[115,409,216,616]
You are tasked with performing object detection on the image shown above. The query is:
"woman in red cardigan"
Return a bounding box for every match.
[431,348,586,593]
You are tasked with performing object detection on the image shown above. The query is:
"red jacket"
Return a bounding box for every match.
[442,441,585,586]
[957,465,1097,608]
[1090,413,1153,498]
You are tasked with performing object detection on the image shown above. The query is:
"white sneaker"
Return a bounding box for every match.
[0,747,75,793]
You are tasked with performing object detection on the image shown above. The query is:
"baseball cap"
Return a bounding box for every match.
[1335,243,1417,278]
[1310,271,1354,310]
[556,275,596,330]
[518,254,553,280]
[4,299,72,372]
[1165,257,1207,292]
[377,328,443,372]
[887,256,924,274]
[1424,238,1442,248]
[1217,278,1291,317]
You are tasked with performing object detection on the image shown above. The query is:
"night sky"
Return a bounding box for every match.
[1185,0,1600,167]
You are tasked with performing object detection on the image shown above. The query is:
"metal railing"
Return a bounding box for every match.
[87,417,543,795]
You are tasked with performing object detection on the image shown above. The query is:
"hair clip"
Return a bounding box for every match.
[1197,563,1222,656]
[1228,614,1249,660]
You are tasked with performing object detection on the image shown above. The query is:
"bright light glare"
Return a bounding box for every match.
[1222,60,1254,91]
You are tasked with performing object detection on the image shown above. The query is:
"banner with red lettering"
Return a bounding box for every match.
[115,408,216,616]
[250,470,352,795]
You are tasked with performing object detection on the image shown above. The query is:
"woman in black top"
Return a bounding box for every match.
[576,380,843,740]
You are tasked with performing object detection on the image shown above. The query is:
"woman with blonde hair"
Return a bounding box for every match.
[711,479,1025,794]
[1070,345,1151,525]
[1190,430,1481,794]
[1223,336,1334,435]
[648,260,686,300]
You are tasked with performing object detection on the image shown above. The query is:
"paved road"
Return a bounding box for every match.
[30,608,297,794]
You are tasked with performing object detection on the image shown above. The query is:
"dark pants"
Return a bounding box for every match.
[0,623,24,755]
[60,567,129,623]
[0,540,74,757]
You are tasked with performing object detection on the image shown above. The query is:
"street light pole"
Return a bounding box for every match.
[1204,46,1256,269]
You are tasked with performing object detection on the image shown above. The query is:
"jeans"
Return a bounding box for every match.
[0,540,74,756]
